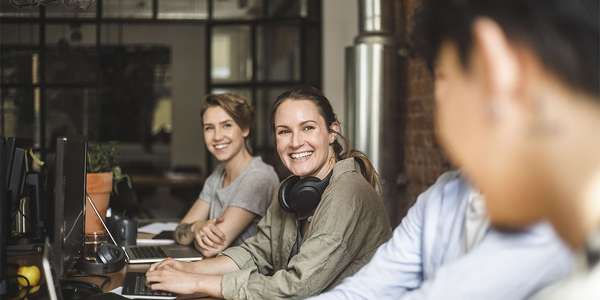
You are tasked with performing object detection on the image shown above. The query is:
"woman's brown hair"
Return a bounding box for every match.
[270,86,382,193]
[201,93,254,152]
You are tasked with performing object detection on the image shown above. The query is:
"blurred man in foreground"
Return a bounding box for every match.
[413,0,599,298]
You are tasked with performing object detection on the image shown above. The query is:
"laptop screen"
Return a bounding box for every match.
[43,239,64,300]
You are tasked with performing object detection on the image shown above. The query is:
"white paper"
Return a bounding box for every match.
[137,222,178,234]
[111,286,123,295]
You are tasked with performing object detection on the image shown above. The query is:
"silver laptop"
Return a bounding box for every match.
[87,195,203,264]
[43,240,64,300]
[123,244,203,264]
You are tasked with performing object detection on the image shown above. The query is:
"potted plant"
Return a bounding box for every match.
[85,142,129,235]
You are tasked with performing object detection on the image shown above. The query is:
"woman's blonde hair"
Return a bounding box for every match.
[270,86,382,194]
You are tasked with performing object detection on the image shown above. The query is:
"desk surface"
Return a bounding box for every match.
[6,238,216,299]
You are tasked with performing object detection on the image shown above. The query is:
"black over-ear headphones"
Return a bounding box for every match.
[279,171,333,220]
[78,243,126,274]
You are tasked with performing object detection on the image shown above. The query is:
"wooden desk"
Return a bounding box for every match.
[6,241,215,299]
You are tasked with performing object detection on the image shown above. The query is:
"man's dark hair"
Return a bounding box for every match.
[413,0,600,97]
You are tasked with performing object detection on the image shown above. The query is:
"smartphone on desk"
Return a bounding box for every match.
[152,230,174,240]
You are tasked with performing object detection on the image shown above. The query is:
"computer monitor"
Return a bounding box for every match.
[0,137,8,298]
[8,148,27,237]
[3,137,44,242]
[4,137,15,188]
[52,136,87,278]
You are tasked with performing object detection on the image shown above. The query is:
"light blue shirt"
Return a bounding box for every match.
[309,171,573,300]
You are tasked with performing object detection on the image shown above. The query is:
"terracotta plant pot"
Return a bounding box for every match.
[85,172,113,235]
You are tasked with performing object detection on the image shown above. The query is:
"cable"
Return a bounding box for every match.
[62,209,84,243]
[68,274,111,290]
[8,274,35,299]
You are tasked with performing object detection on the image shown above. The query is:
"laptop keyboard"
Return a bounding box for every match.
[130,246,167,259]
[122,272,175,298]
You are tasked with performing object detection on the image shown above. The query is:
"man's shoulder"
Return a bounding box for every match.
[434,170,463,186]
[412,170,470,210]
[423,170,466,198]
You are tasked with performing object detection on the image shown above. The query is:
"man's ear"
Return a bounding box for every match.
[328,122,341,144]
[472,17,520,101]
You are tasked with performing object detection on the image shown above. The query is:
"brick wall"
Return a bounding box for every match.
[394,0,450,219]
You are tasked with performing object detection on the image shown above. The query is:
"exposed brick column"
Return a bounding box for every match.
[394,0,450,220]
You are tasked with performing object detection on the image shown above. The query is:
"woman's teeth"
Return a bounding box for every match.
[214,143,229,150]
[290,151,313,160]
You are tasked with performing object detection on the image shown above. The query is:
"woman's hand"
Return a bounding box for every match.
[146,263,203,295]
[148,258,192,273]
[174,223,195,245]
[192,218,227,256]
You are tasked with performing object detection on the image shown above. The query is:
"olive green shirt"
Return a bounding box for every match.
[221,158,392,300]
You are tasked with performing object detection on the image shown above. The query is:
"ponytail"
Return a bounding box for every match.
[332,133,382,195]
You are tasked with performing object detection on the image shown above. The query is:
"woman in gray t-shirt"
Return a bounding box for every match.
[174,93,279,258]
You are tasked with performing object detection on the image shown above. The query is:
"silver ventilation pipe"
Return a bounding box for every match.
[346,0,396,171]
[346,0,403,221]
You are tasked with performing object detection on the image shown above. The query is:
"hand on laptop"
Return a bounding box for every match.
[146,262,204,295]
[193,218,227,256]
[148,258,192,273]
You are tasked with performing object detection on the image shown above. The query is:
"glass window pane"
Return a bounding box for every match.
[213,0,262,19]
[0,87,34,140]
[103,0,152,18]
[158,0,208,19]
[94,46,171,146]
[45,1,97,18]
[211,26,252,83]
[45,24,98,84]
[1,50,35,84]
[304,24,321,86]
[254,87,288,149]
[0,24,40,45]
[0,2,39,17]
[45,24,97,45]
[267,0,302,18]
[255,87,289,177]
[257,25,300,81]
[209,88,251,103]
[45,88,90,148]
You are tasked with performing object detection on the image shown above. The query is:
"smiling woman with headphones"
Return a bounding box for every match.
[145,86,392,299]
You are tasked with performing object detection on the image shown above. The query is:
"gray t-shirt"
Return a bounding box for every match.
[198,156,279,246]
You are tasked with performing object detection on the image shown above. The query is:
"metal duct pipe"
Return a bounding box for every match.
[358,0,394,34]
[346,0,396,172]
[346,0,402,221]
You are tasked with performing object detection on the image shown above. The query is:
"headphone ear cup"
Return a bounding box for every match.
[291,177,322,220]
[279,176,300,213]
[97,243,123,264]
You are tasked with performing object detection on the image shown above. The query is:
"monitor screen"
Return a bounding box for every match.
[52,136,87,278]
[0,137,7,296]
